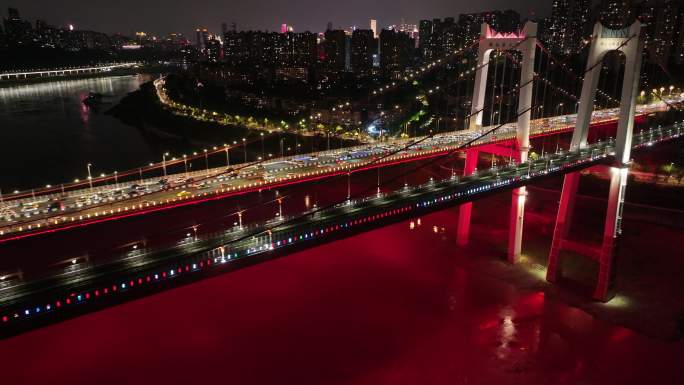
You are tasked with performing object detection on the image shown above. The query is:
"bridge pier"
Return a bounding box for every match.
[456,149,479,246]
[460,22,537,261]
[507,187,526,263]
[546,167,626,301]
[546,21,642,301]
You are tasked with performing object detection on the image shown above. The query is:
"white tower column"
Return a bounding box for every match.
[545,21,643,301]
[507,22,537,263]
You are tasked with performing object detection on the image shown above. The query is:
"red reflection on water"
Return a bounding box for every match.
[0,208,682,385]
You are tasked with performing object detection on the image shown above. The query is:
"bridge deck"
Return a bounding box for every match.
[0,123,680,334]
[0,97,677,242]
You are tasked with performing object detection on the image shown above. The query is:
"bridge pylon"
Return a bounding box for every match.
[546,21,643,302]
[458,21,537,264]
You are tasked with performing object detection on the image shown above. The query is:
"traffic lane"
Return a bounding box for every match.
[0,157,457,278]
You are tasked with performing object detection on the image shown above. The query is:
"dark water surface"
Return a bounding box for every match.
[0,208,681,385]
[0,75,156,191]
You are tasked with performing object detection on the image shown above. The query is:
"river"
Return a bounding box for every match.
[0,74,159,192]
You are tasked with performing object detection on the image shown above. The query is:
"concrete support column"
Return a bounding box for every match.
[594,167,627,301]
[546,171,581,282]
[507,187,526,263]
[469,46,492,131]
[456,149,479,246]
[507,22,537,263]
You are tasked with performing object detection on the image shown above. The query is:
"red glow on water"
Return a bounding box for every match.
[1,206,682,385]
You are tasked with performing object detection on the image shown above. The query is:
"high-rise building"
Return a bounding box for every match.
[651,1,680,64]
[282,31,317,66]
[3,7,32,46]
[351,29,375,76]
[324,29,347,72]
[195,28,209,50]
[327,21,333,31]
[379,28,414,77]
[281,24,288,34]
[418,19,433,53]
[548,0,591,54]
[223,30,318,68]
[599,0,633,29]
[205,35,222,62]
[370,19,378,38]
[221,22,228,36]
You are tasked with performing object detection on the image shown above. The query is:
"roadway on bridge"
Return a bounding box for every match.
[0,97,678,241]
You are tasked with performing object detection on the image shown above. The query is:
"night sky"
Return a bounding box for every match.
[1,0,551,38]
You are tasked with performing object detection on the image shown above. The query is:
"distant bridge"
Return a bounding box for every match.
[0,63,140,81]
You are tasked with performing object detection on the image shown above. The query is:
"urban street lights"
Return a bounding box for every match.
[114,171,119,190]
[86,163,93,191]
[183,155,188,176]
[242,138,247,163]
[162,152,169,176]
[260,133,265,159]
[276,197,283,220]
[203,149,209,172]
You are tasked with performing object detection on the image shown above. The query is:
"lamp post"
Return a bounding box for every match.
[87,163,93,191]
[162,152,169,176]
[203,149,209,172]
[242,138,247,163]
[260,133,265,159]
[114,171,119,190]
[183,155,188,177]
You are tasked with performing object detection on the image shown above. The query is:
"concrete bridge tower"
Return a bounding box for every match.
[458,21,537,263]
[546,21,644,301]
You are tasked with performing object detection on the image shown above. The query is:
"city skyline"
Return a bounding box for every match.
[0,0,550,37]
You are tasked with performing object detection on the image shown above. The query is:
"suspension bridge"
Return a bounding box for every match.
[0,63,140,82]
[1,20,683,334]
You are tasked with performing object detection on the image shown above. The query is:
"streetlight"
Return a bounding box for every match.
[87,163,93,191]
[242,138,247,163]
[276,197,283,220]
[203,149,209,172]
[260,133,265,159]
[114,171,119,189]
[224,144,230,167]
[183,155,188,176]
[162,152,169,176]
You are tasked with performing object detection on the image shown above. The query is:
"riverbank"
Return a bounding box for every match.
[107,80,361,159]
